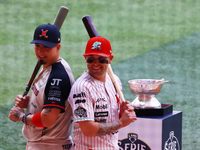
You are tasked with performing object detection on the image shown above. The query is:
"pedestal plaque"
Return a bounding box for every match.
[118,111,182,150]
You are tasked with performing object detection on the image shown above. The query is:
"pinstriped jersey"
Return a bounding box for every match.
[22,57,75,148]
[68,71,122,150]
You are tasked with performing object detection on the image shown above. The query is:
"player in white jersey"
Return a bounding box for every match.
[68,36,137,150]
[8,23,75,150]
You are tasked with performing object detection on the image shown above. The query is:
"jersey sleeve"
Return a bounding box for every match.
[68,80,94,122]
[43,62,71,113]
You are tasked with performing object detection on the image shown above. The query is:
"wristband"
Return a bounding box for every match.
[32,112,45,128]
[22,113,31,125]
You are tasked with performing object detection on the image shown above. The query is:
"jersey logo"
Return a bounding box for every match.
[75,99,86,104]
[32,83,39,96]
[96,98,107,102]
[92,41,101,50]
[95,119,106,123]
[62,143,73,149]
[39,29,48,38]
[96,104,107,109]
[94,111,108,117]
[74,106,87,117]
[51,78,62,86]
[73,92,86,98]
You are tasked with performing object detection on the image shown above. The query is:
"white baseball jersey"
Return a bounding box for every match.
[68,71,122,150]
[22,57,75,150]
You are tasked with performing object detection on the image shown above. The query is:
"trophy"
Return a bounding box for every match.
[128,78,169,108]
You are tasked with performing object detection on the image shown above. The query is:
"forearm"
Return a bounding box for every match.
[8,107,60,127]
[79,120,122,137]
[96,121,121,136]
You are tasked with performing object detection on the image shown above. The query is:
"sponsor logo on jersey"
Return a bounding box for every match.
[31,102,37,108]
[118,133,151,150]
[48,97,61,102]
[94,111,108,117]
[74,106,87,117]
[95,119,106,123]
[164,131,180,150]
[96,104,108,109]
[51,78,62,86]
[62,143,73,149]
[75,99,86,104]
[32,83,39,96]
[96,98,107,102]
[73,92,86,98]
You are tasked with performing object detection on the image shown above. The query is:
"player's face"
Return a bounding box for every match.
[34,43,60,68]
[86,55,113,82]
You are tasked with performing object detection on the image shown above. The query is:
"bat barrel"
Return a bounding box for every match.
[53,6,69,30]
[82,15,99,38]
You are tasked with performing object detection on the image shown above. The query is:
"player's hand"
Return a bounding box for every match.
[120,101,134,113]
[119,101,137,127]
[15,95,29,108]
[8,106,24,122]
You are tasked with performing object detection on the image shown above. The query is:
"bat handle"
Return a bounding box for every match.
[107,64,126,102]
[22,85,31,97]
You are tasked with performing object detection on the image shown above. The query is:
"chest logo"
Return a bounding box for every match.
[51,79,62,86]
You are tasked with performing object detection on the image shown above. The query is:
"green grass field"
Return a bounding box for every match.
[1,0,200,149]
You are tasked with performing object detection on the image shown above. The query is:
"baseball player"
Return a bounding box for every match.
[68,36,137,150]
[8,23,75,150]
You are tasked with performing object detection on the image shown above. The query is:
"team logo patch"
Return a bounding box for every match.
[74,106,87,117]
[118,133,151,150]
[92,41,101,50]
[39,29,48,38]
[164,131,180,150]
[32,83,39,96]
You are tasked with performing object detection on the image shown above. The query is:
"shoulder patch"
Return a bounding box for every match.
[74,106,87,118]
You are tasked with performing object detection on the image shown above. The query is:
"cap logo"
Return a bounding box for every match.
[92,41,101,50]
[39,29,48,38]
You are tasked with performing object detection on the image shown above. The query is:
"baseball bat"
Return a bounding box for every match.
[82,15,125,102]
[22,6,69,97]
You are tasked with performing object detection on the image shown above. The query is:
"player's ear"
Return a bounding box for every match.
[56,43,61,51]
[109,55,114,64]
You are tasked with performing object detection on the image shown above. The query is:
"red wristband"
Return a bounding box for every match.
[32,112,45,128]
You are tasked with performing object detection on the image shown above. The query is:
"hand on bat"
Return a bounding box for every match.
[8,106,24,122]
[15,95,29,109]
[119,101,137,128]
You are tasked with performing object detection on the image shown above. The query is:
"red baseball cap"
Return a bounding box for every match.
[83,36,113,57]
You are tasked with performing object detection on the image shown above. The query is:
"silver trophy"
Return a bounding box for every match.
[128,78,169,108]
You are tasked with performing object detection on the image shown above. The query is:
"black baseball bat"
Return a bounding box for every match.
[82,15,126,102]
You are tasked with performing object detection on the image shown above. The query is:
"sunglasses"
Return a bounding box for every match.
[86,58,109,64]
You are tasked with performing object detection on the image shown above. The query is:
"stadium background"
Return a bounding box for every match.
[0,0,200,149]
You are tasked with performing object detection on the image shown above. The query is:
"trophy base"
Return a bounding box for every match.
[132,96,161,109]
[133,104,173,116]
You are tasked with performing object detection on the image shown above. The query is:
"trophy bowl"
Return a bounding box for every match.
[128,78,169,108]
